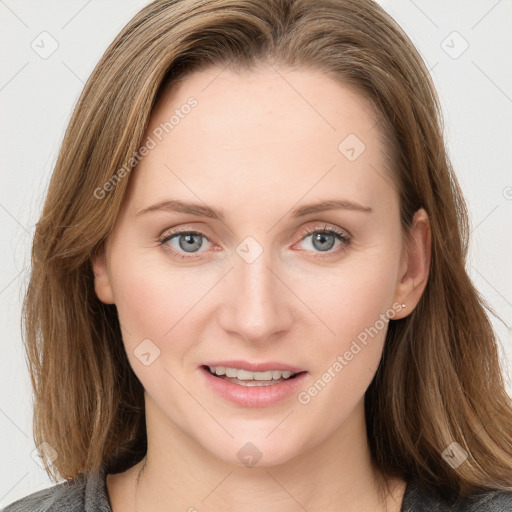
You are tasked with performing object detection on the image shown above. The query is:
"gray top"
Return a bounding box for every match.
[2,462,512,511]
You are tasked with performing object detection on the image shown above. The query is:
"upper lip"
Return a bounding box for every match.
[202,360,306,373]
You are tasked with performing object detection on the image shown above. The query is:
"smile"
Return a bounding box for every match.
[200,364,308,407]
[207,365,298,385]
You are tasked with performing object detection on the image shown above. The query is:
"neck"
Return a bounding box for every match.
[127,396,405,512]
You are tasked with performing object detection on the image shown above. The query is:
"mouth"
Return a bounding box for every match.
[202,364,306,386]
[199,361,309,408]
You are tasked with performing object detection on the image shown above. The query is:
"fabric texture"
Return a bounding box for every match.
[2,462,512,511]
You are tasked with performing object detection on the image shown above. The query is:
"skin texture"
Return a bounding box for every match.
[93,63,431,512]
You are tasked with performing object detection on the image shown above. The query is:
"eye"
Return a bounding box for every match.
[159,230,212,259]
[295,225,351,256]
[158,224,351,260]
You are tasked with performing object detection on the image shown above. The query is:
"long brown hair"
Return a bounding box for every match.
[23,0,512,496]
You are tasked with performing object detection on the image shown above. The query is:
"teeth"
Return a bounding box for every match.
[209,366,296,380]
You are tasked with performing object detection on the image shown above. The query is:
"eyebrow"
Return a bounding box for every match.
[136,198,372,219]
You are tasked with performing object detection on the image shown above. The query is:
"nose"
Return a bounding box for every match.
[218,246,294,344]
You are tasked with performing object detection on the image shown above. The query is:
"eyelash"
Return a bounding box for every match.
[158,225,351,260]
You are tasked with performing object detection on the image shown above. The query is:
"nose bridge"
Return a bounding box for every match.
[220,237,291,342]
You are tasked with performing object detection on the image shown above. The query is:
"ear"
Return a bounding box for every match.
[392,208,431,319]
[91,246,115,304]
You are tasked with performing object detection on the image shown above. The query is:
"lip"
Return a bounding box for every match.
[201,360,305,373]
[200,365,309,408]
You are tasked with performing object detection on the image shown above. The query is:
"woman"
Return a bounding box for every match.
[5,0,512,510]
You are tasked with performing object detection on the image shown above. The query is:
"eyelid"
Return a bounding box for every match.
[298,222,352,240]
[158,224,213,243]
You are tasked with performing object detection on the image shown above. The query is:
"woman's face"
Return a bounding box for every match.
[93,64,429,467]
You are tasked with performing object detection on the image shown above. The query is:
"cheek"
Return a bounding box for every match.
[292,267,396,432]
[299,256,398,345]
[114,269,170,337]
[109,252,223,367]
[291,252,400,398]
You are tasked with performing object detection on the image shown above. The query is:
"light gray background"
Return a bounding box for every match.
[1,0,511,505]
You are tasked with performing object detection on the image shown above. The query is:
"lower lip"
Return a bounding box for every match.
[200,366,309,408]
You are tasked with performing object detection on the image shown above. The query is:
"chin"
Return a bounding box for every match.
[203,430,307,469]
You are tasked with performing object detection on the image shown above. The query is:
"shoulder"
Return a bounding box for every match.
[460,488,512,512]
[1,463,111,512]
[402,477,512,512]
[1,475,87,512]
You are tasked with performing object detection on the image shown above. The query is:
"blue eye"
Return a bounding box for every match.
[159,231,212,259]
[298,226,351,255]
[159,225,351,260]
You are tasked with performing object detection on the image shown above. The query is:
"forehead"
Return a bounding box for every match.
[125,64,396,218]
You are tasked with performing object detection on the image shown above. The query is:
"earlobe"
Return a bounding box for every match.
[91,248,115,304]
[393,208,431,319]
